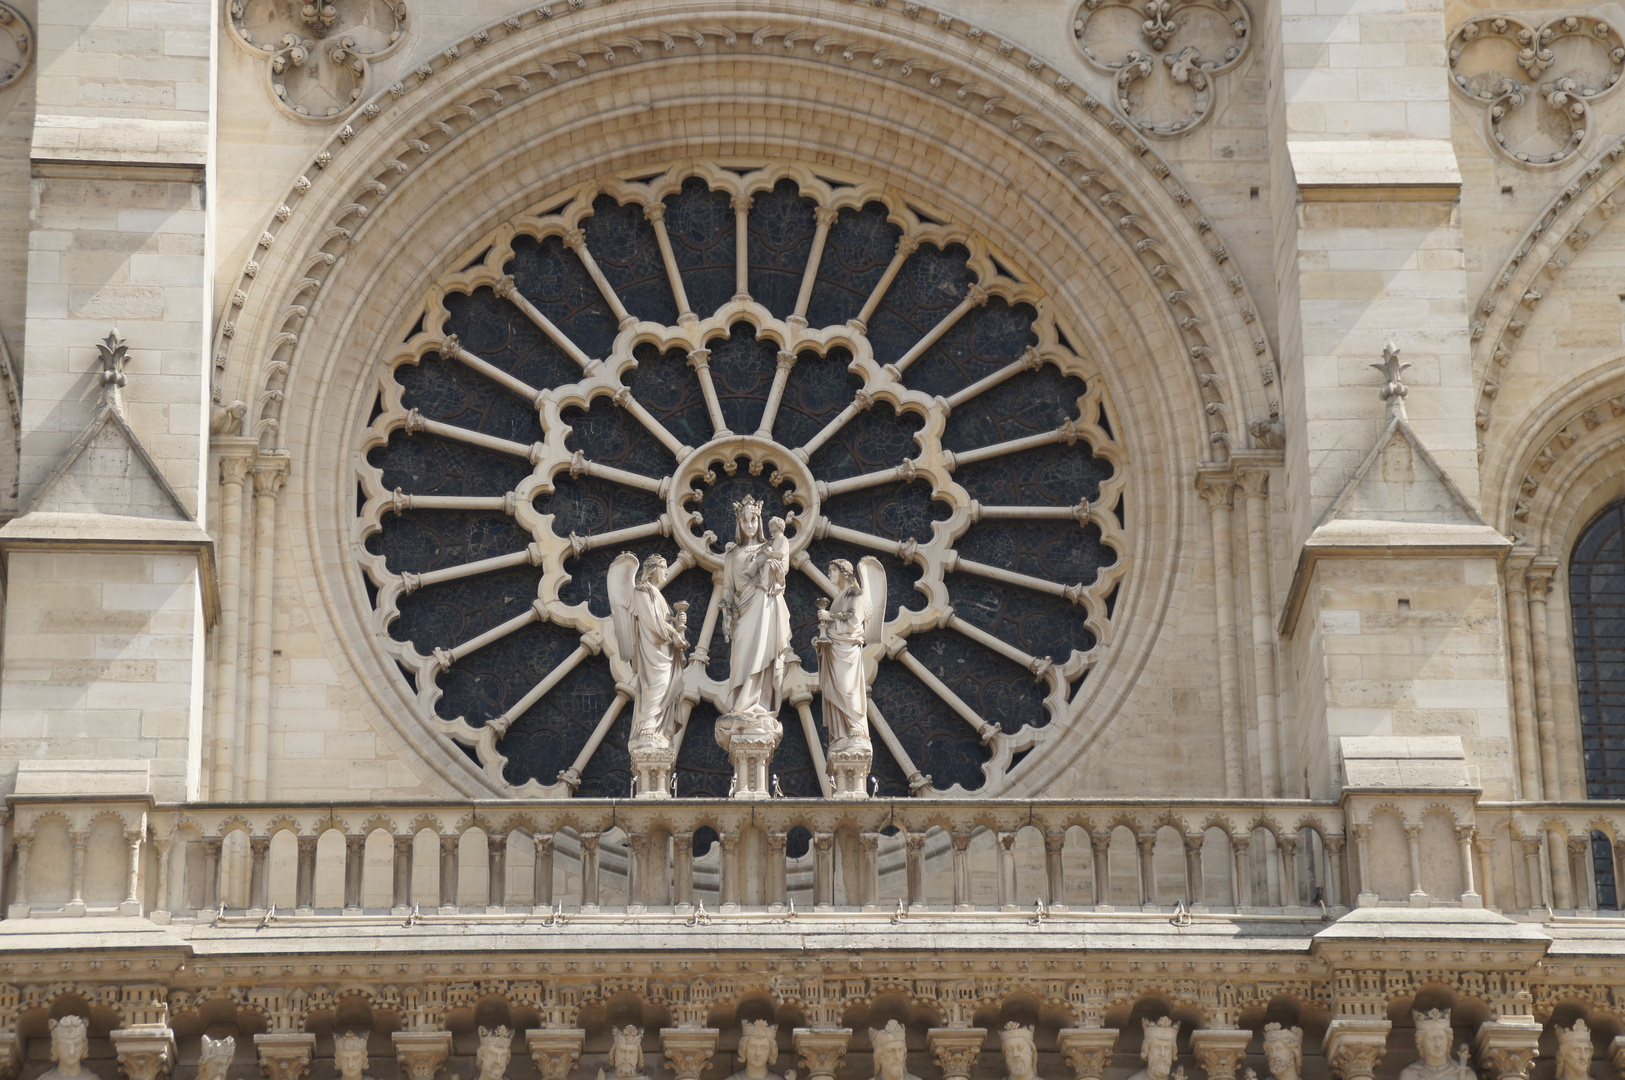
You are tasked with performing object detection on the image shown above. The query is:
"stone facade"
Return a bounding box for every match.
[4,3,1625,1080]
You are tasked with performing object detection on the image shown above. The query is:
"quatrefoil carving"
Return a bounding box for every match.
[1449,13,1625,167]
[1072,0,1252,136]
[0,2,33,93]
[226,0,408,122]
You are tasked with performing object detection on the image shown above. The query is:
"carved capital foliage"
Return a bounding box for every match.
[1473,1021,1542,1080]
[927,1029,988,1080]
[523,1029,585,1080]
[254,1033,317,1080]
[1058,1028,1119,1080]
[393,1031,453,1080]
[1322,1020,1391,1080]
[1190,1029,1251,1080]
[793,1028,852,1080]
[660,1028,719,1080]
[112,1027,177,1080]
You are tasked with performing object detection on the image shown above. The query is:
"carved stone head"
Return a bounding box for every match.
[50,1017,89,1073]
[637,554,667,586]
[199,1035,236,1080]
[1140,1018,1179,1080]
[476,1026,512,1080]
[333,1032,370,1080]
[1262,1025,1302,1080]
[738,1020,778,1071]
[767,516,786,539]
[610,1026,644,1078]
[1412,1010,1452,1069]
[999,1023,1037,1080]
[1555,1020,1593,1080]
[734,497,765,545]
[870,1021,909,1080]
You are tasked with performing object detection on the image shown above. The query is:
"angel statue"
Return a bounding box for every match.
[608,552,689,756]
[816,556,884,796]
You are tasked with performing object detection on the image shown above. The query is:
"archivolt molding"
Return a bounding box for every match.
[211,0,1277,460]
[1470,134,1625,460]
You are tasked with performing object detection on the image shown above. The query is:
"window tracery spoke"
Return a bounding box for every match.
[358,162,1129,797]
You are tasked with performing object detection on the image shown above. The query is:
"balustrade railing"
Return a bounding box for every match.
[8,795,1625,923]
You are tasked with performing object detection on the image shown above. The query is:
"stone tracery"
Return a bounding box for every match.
[355,163,1128,798]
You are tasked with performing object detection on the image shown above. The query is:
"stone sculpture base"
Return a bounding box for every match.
[828,743,871,799]
[629,743,675,798]
[715,710,782,799]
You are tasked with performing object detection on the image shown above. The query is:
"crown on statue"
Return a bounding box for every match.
[733,496,765,516]
[1413,1010,1452,1034]
[1559,1020,1591,1048]
[335,1033,370,1053]
[1143,1017,1178,1038]
[1263,1025,1302,1047]
[50,1016,88,1037]
[741,1020,778,1039]
[479,1026,513,1042]
[871,1021,908,1049]
[998,1023,1035,1046]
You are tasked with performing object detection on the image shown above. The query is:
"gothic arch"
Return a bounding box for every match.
[214,0,1276,799]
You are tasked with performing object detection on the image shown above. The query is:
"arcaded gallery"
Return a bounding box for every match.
[2,3,1625,1080]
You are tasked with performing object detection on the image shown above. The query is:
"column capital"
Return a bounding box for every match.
[927,1028,988,1080]
[526,1029,586,1080]
[392,1031,453,1080]
[252,451,290,495]
[1057,1028,1119,1080]
[792,1028,852,1080]
[111,1026,177,1080]
[1191,1029,1252,1080]
[1235,466,1269,499]
[1322,1018,1391,1080]
[1473,1021,1542,1080]
[1196,467,1236,509]
[253,1033,317,1080]
[659,1028,719,1080]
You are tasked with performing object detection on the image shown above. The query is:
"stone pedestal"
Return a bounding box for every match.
[630,744,676,798]
[1057,1029,1119,1080]
[716,711,781,799]
[828,744,871,799]
[661,1028,720,1080]
[793,1029,851,1080]
[392,1031,452,1080]
[112,1026,176,1080]
[927,1029,987,1080]
[253,1033,317,1080]
[526,1029,586,1080]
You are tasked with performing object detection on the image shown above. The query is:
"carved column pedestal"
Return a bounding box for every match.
[112,1026,176,1080]
[793,1028,852,1080]
[1058,1028,1119,1080]
[526,1029,586,1080]
[630,744,676,798]
[1323,1019,1391,1080]
[827,745,871,799]
[1191,1029,1252,1080]
[661,1028,720,1080]
[1473,1021,1541,1080]
[716,713,781,799]
[392,1031,452,1080]
[254,1033,317,1080]
[928,1029,988,1080]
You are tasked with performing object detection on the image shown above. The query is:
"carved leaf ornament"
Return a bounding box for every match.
[0,1,32,92]
[226,0,408,121]
[1071,0,1251,136]
[355,163,1129,799]
[1449,13,1625,167]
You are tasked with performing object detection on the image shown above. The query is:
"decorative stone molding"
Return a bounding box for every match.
[1448,14,1625,168]
[1072,0,1252,136]
[392,1030,453,1080]
[0,2,30,92]
[527,1029,586,1080]
[1057,1029,1118,1080]
[225,0,409,122]
[253,1033,317,1080]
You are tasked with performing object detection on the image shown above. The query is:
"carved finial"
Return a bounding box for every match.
[1371,342,1412,419]
[97,329,130,412]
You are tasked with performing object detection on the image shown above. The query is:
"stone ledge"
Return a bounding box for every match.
[1289,137,1463,192]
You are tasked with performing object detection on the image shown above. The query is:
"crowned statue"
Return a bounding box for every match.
[38,1016,90,1080]
[608,552,689,796]
[474,1026,513,1080]
[1125,1018,1180,1080]
[1261,1024,1302,1080]
[1397,1010,1469,1080]
[597,1026,649,1080]
[721,1021,789,1080]
[198,1035,236,1080]
[333,1032,379,1080]
[714,497,794,798]
[816,556,884,797]
[998,1023,1052,1080]
[869,1021,922,1080]
[1555,1020,1595,1080]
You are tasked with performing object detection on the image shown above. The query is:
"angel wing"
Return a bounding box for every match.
[606,552,640,672]
[857,556,886,645]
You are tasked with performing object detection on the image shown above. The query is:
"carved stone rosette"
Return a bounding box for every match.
[527,1029,587,1080]
[660,1028,720,1080]
[0,2,32,92]
[928,1029,988,1080]
[224,0,409,122]
[254,1033,317,1080]
[1058,1028,1119,1080]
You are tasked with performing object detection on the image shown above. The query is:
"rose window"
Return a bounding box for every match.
[357,164,1128,798]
